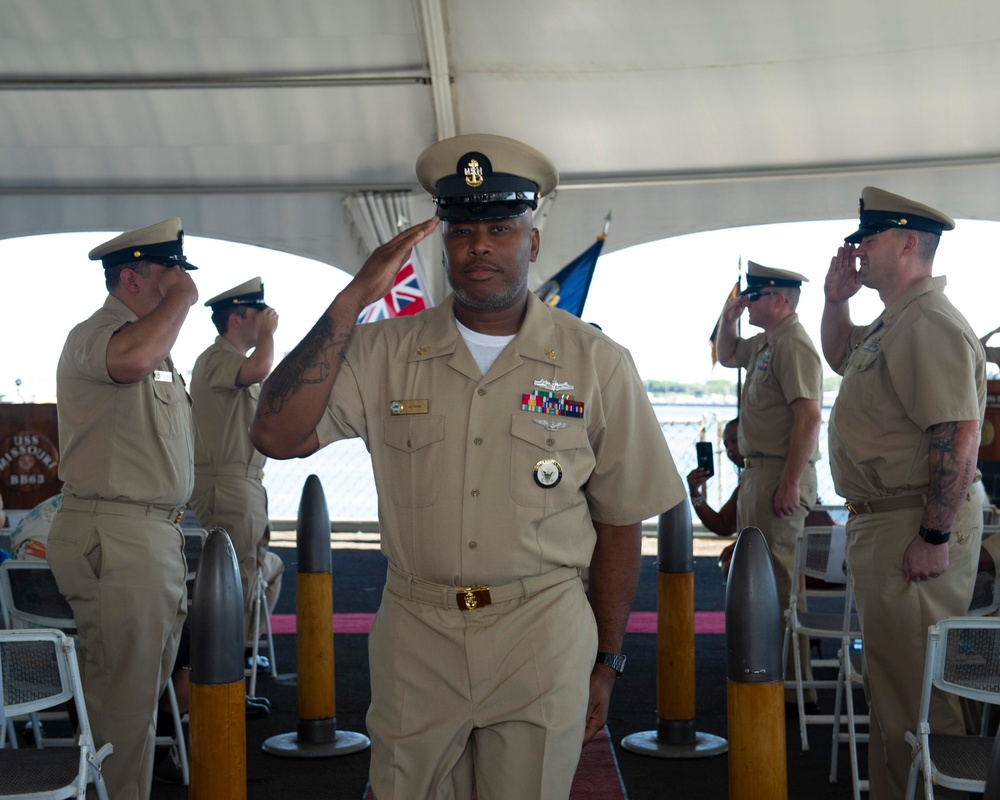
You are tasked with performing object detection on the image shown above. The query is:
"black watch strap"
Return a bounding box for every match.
[918,526,951,545]
[595,651,627,676]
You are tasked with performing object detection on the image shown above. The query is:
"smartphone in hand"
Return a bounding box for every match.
[695,441,714,478]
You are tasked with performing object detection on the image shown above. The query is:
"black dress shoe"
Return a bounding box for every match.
[245,696,270,719]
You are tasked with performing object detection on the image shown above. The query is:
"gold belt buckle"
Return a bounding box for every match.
[457,585,491,611]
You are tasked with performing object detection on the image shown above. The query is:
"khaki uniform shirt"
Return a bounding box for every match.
[191,336,266,472]
[316,293,685,587]
[56,295,194,505]
[829,276,986,500]
[732,313,822,460]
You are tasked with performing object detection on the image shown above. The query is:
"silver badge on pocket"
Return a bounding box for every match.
[533,459,563,488]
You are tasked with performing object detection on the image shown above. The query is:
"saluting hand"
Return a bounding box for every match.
[824,245,862,304]
[158,265,199,306]
[257,307,279,336]
[721,295,747,323]
[341,218,439,312]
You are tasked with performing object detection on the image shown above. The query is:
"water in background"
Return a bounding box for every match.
[262,404,840,521]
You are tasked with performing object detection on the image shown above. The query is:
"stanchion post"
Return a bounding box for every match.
[263,474,369,757]
[621,500,727,758]
[189,528,247,800]
[726,526,787,800]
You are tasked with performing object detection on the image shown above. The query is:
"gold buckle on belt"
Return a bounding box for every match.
[845,501,871,516]
[456,585,491,611]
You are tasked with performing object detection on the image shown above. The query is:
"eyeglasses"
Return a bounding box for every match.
[745,291,781,302]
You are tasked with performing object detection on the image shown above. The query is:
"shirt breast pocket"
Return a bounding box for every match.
[841,347,880,412]
[382,415,445,508]
[151,377,184,439]
[509,415,593,509]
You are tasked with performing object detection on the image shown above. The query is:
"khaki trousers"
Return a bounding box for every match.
[737,459,818,703]
[189,475,280,640]
[367,575,597,800]
[47,507,187,800]
[847,491,981,800]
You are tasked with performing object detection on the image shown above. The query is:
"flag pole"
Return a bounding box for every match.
[735,255,742,418]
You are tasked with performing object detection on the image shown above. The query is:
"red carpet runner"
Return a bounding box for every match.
[361,726,626,800]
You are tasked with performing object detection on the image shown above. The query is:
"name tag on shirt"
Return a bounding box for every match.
[390,399,428,415]
[153,370,173,383]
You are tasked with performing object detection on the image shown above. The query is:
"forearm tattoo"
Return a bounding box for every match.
[259,315,352,416]
[926,421,973,524]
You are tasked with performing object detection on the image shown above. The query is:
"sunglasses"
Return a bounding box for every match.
[745,291,781,302]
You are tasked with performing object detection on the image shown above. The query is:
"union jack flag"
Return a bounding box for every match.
[356,255,431,324]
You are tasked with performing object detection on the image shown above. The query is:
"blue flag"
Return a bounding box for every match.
[534,236,606,318]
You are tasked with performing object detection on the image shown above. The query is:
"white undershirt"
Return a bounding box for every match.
[455,319,515,375]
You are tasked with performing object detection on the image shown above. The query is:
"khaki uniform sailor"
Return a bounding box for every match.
[720,261,823,703]
[189,277,283,651]
[826,187,986,799]
[47,218,197,800]
[253,134,685,800]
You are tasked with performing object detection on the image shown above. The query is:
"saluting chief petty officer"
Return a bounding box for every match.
[715,260,824,710]
[48,218,198,800]
[189,277,284,688]
[823,187,985,799]
[250,133,685,799]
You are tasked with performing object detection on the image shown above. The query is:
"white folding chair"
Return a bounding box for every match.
[829,573,869,799]
[246,566,278,697]
[782,524,861,750]
[0,561,189,784]
[0,628,113,799]
[904,616,1000,799]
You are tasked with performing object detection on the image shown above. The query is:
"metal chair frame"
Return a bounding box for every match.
[0,628,113,799]
[904,616,1000,799]
[0,560,189,784]
[782,524,862,751]
[829,573,869,799]
[246,565,278,697]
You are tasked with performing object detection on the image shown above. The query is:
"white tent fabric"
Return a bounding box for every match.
[2,0,1000,291]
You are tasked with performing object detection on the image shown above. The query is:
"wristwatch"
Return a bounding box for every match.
[918,526,950,545]
[595,651,627,676]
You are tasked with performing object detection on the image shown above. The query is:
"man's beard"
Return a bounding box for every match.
[449,279,524,313]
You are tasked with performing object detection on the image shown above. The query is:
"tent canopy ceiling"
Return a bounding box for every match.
[3,0,999,296]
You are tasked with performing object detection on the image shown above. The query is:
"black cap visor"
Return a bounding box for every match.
[844,210,945,244]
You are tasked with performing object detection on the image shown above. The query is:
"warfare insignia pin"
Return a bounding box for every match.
[533,418,569,431]
[533,459,563,488]
[534,380,574,392]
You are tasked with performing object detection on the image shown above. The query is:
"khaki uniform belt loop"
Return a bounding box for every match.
[61,496,187,524]
[844,493,926,516]
[385,564,581,611]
